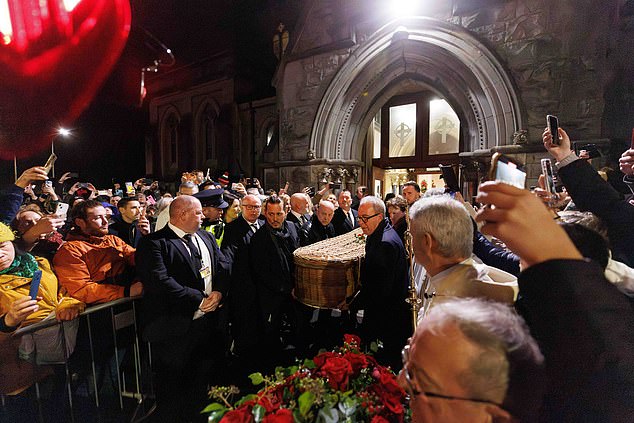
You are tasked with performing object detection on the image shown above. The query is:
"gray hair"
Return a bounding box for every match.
[359,195,385,215]
[409,195,472,259]
[424,298,544,421]
[422,187,447,198]
[155,197,173,214]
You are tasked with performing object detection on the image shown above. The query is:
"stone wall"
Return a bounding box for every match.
[270,0,627,189]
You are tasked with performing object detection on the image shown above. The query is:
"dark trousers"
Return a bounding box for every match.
[150,313,227,423]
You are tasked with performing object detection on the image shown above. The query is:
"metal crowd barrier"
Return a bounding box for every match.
[3,296,154,423]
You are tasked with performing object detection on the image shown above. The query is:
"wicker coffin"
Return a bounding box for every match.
[293,228,365,308]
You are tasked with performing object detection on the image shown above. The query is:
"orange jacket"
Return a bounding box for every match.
[53,231,136,304]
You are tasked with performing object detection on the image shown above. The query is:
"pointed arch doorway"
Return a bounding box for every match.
[309,16,523,197]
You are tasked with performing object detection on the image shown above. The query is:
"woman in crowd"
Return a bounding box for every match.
[0,222,83,339]
[386,195,408,244]
[224,197,241,224]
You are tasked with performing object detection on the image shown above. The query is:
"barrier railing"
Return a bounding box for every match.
[5,296,153,423]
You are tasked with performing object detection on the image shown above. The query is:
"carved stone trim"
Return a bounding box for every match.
[310,16,523,161]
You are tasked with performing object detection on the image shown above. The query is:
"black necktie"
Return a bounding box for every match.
[250,223,258,233]
[183,234,202,272]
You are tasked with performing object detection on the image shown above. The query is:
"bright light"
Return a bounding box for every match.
[0,0,12,42]
[388,0,417,17]
[63,0,82,12]
[58,128,71,137]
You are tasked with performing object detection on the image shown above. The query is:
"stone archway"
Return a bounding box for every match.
[310,16,523,161]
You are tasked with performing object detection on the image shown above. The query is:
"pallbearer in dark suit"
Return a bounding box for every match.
[136,195,230,422]
[221,195,265,361]
[350,195,411,370]
[332,190,359,235]
[249,195,301,367]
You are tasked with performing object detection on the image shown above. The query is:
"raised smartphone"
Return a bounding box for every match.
[489,153,526,189]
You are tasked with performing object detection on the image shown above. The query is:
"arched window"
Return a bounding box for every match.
[373,92,461,169]
[202,104,216,161]
[165,113,179,167]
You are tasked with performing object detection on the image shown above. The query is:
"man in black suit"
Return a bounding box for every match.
[301,200,336,246]
[136,195,230,422]
[350,195,411,369]
[331,190,359,235]
[286,192,312,228]
[220,194,264,363]
[249,195,301,365]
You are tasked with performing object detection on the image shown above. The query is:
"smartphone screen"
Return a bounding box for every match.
[547,115,560,146]
[490,153,526,189]
[29,270,43,300]
[125,182,135,195]
[541,159,557,195]
[439,164,460,193]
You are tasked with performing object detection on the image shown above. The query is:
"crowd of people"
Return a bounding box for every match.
[1,125,634,421]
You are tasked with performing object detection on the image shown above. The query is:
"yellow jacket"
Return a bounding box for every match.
[0,257,84,328]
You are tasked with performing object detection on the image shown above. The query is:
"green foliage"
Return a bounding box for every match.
[249,372,264,386]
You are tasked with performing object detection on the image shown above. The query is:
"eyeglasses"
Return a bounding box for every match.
[358,213,381,224]
[242,205,261,210]
[401,345,502,406]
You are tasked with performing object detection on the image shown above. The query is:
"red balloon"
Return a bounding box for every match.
[0,0,131,159]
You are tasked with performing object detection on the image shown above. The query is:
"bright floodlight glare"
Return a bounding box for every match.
[388,0,417,17]
[58,128,71,137]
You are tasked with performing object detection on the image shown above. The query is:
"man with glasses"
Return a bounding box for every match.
[400,297,544,422]
[221,195,265,362]
[349,196,411,369]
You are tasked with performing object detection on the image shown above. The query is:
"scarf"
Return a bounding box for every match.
[0,252,39,278]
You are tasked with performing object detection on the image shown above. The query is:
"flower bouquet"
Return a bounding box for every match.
[203,335,409,422]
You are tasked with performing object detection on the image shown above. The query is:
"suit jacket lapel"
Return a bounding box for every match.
[164,227,199,277]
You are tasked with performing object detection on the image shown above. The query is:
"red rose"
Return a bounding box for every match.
[321,356,353,390]
[262,408,294,423]
[258,395,280,413]
[343,334,361,348]
[371,416,390,423]
[220,407,253,423]
[313,351,339,368]
[371,371,406,415]
[343,352,368,374]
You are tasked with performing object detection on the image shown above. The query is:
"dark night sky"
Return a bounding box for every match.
[1,0,302,187]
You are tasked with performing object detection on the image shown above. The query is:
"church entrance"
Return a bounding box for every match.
[365,91,462,199]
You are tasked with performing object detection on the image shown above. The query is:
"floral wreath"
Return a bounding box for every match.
[204,335,410,422]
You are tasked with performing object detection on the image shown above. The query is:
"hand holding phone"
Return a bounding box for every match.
[56,202,69,217]
[547,115,560,146]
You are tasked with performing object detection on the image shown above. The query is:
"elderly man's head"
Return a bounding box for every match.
[401,298,543,423]
[409,196,472,276]
[178,181,199,196]
[338,190,352,212]
[358,196,385,236]
[316,200,335,226]
[290,193,311,215]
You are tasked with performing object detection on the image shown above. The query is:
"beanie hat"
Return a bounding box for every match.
[218,171,230,186]
[0,222,15,243]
